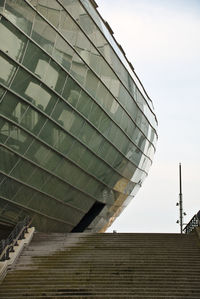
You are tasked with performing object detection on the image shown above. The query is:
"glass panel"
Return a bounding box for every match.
[60,0,85,22]
[100,61,112,88]
[31,14,56,54]
[0,53,17,87]
[12,185,34,206]
[54,130,74,156]
[75,30,92,58]
[78,147,94,170]
[24,139,48,165]
[104,93,114,116]
[113,129,127,153]
[69,114,84,137]
[42,176,64,200]
[0,118,9,143]
[44,60,67,94]
[11,68,58,114]
[20,106,46,135]
[10,158,35,183]
[86,178,100,196]
[0,0,5,13]
[87,48,103,77]
[62,76,81,108]
[5,0,35,35]
[25,139,61,172]
[0,147,19,174]
[70,53,87,85]
[84,69,99,98]
[59,9,77,45]
[66,192,94,213]
[118,85,128,109]
[0,86,5,99]
[36,0,61,28]
[51,99,75,132]
[22,41,50,81]
[67,140,86,164]
[27,167,49,190]
[114,105,123,126]
[55,158,75,182]
[88,103,103,128]
[88,131,102,152]
[39,120,58,147]
[98,112,111,137]
[11,68,40,103]
[0,177,21,200]
[105,146,118,167]
[113,153,125,175]
[0,17,27,62]
[0,92,28,123]
[95,80,108,107]
[98,139,111,160]
[4,122,33,154]
[79,122,94,145]
[126,118,136,140]
[121,112,130,136]
[87,155,103,177]
[76,90,92,118]
[52,34,73,72]
[108,122,118,144]
[67,165,87,190]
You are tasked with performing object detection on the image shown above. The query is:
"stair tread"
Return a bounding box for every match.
[1,232,200,297]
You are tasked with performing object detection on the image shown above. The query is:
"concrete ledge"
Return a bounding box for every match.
[0,227,35,282]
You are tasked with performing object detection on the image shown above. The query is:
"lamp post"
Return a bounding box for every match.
[176,163,186,233]
[179,163,183,233]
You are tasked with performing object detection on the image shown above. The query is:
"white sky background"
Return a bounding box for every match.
[96,0,200,233]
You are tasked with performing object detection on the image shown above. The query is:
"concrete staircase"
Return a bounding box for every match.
[0,232,200,298]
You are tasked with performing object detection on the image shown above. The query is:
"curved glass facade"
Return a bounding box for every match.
[0,0,158,232]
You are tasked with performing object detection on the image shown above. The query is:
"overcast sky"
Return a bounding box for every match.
[96,0,200,233]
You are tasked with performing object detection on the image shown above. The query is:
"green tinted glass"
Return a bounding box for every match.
[0,92,28,123]
[52,34,73,72]
[0,147,19,174]
[62,76,81,108]
[0,17,27,62]
[31,14,56,54]
[22,41,50,80]
[5,0,35,35]
[0,54,17,87]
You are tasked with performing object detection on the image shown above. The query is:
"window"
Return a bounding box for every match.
[0,17,27,62]
[0,54,17,87]
[31,14,56,55]
[5,0,35,35]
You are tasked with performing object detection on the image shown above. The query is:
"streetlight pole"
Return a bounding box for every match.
[179,163,183,234]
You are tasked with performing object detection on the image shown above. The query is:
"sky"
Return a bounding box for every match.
[96,0,200,233]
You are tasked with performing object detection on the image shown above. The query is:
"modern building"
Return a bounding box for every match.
[0,0,158,233]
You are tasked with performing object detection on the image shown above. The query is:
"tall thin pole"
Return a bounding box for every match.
[179,163,183,234]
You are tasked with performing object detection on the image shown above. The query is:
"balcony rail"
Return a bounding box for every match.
[183,211,200,234]
[0,216,31,261]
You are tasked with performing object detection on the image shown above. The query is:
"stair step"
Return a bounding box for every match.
[1,232,200,297]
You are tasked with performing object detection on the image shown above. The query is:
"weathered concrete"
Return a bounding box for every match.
[0,232,200,298]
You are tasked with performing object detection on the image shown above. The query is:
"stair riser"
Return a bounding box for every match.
[1,232,199,298]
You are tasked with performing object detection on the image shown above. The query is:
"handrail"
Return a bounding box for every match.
[183,211,200,234]
[0,216,32,261]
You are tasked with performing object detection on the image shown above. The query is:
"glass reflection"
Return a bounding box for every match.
[0,54,17,87]
[0,18,27,62]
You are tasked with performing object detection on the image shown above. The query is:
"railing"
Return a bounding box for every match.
[0,216,31,261]
[183,212,200,234]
